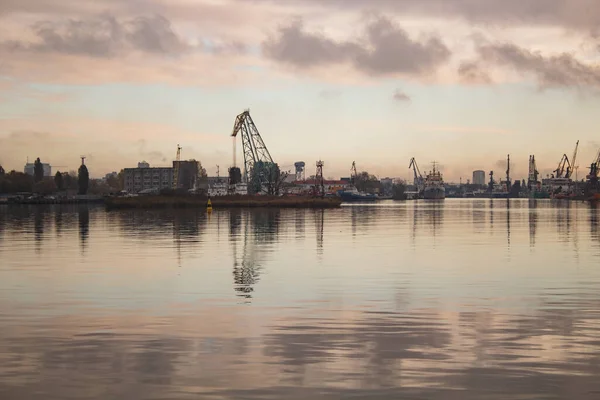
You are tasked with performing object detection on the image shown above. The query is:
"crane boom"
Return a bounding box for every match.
[408,157,423,189]
[554,154,570,178]
[566,140,579,179]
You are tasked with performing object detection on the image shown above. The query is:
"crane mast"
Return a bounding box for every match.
[351,161,358,185]
[408,157,424,190]
[506,154,511,190]
[528,155,539,189]
[314,160,325,198]
[173,144,181,189]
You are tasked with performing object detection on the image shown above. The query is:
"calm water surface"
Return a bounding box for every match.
[1,200,600,399]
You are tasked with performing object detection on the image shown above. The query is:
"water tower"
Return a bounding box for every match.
[294,161,306,181]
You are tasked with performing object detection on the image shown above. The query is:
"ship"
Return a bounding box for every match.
[337,161,378,202]
[423,163,445,200]
[337,186,378,202]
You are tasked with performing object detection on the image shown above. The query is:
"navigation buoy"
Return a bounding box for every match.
[206,198,213,212]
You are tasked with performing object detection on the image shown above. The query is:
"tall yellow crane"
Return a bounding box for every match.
[566,140,579,179]
[173,144,181,189]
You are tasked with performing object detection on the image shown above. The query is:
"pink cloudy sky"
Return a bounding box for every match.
[1,0,599,181]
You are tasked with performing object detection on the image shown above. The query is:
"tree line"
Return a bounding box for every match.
[0,158,98,195]
[353,171,407,199]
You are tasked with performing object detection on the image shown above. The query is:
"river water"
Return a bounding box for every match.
[1,200,600,399]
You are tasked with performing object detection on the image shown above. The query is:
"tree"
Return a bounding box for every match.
[392,182,407,200]
[264,167,288,196]
[198,162,207,178]
[0,171,34,193]
[117,169,125,191]
[105,174,120,191]
[33,178,57,195]
[63,172,74,191]
[54,171,64,191]
[250,162,287,195]
[78,164,89,195]
[89,179,112,195]
[34,158,44,183]
[354,171,382,194]
[0,165,5,176]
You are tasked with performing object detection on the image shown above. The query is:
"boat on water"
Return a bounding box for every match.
[337,186,378,202]
[423,163,445,200]
[337,161,378,202]
[488,182,510,198]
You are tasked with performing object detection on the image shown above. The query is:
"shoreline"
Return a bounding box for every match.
[104,195,343,210]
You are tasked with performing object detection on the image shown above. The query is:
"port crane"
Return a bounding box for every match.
[488,171,497,194]
[314,160,325,197]
[583,148,600,197]
[351,161,358,185]
[505,154,511,190]
[527,155,539,190]
[554,154,570,178]
[565,140,579,179]
[408,158,424,191]
[172,144,181,189]
[553,140,579,179]
[587,149,600,180]
[231,110,276,193]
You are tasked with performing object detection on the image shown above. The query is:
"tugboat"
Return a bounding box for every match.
[337,186,378,202]
[423,162,445,200]
[337,161,378,202]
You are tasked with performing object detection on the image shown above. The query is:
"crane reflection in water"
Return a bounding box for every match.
[230,209,280,300]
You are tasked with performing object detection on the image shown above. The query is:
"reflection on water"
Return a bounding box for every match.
[1,200,600,399]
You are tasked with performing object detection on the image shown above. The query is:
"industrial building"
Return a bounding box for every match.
[124,162,173,193]
[473,170,486,186]
[24,162,51,177]
[173,160,203,191]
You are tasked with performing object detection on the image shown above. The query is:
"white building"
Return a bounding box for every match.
[473,170,486,186]
[24,162,51,177]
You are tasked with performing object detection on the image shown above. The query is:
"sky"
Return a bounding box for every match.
[1,0,599,182]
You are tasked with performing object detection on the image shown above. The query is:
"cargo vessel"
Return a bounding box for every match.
[423,163,445,200]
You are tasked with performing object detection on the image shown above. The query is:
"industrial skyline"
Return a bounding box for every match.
[1,0,600,181]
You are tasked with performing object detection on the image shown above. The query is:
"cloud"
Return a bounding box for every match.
[0,117,225,175]
[247,0,600,33]
[494,157,511,170]
[3,14,191,58]
[355,16,450,76]
[318,89,342,99]
[262,19,359,67]
[458,62,492,84]
[413,125,512,135]
[392,89,411,102]
[136,139,168,163]
[263,16,450,77]
[476,42,600,89]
